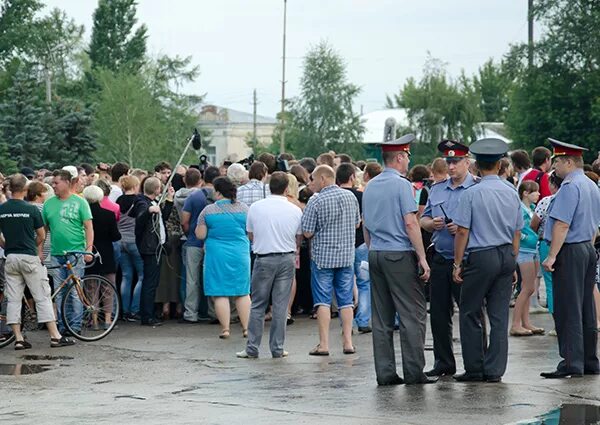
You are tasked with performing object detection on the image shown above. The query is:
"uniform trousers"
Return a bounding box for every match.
[369,250,427,384]
[552,242,599,374]
[459,244,515,378]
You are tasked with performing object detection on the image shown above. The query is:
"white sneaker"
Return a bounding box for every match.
[529,306,548,314]
[236,350,258,359]
[548,329,557,337]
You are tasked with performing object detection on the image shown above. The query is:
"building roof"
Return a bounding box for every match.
[197,105,278,125]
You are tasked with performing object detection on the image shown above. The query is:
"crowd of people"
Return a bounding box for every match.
[0,137,599,385]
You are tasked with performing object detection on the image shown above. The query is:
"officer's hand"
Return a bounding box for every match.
[512,271,518,286]
[446,223,458,235]
[453,265,463,284]
[418,257,430,281]
[542,256,556,272]
[432,217,445,231]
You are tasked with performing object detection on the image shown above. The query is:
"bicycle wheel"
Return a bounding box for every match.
[0,297,36,348]
[61,275,121,342]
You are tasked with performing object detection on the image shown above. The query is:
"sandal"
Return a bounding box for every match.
[219,329,230,339]
[527,327,545,335]
[343,346,356,355]
[510,328,533,337]
[50,336,75,348]
[14,340,32,351]
[309,344,329,356]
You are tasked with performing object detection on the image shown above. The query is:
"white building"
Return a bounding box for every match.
[197,105,278,165]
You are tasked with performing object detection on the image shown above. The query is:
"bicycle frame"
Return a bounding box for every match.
[48,259,93,309]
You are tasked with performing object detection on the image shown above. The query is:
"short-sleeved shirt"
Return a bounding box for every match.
[362,168,418,252]
[301,185,360,269]
[534,195,554,239]
[237,180,271,206]
[522,168,551,200]
[182,189,207,248]
[43,194,93,256]
[544,169,600,243]
[0,199,44,256]
[423,173,477,259]
[454,175,523,252]
[247,195,302,254]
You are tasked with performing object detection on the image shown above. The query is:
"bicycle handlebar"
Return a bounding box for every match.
[47,251,102,270]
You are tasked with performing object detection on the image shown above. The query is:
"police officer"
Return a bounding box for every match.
[452,138,522,383]
[420,140,477,377]
[541,138,600,379]
[363,134,437,386]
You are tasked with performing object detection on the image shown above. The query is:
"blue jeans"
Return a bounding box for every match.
[310,260,354,309]
[119,242,143,315]
[180,244,187,306]
[49,255,84,333]
[538,240,553,313]
[354,244,371,327]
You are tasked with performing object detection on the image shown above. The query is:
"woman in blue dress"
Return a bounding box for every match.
[196,177,250,339]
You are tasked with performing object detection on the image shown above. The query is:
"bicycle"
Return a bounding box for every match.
[0,251,121,348]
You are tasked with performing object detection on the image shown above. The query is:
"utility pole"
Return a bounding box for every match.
[252,89,258,154]
[528,0,534,68]
[279,0,287,154]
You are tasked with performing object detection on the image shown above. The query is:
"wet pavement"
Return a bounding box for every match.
[0,313,598,425]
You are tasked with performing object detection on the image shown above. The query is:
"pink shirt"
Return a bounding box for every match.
[100,196,121,222]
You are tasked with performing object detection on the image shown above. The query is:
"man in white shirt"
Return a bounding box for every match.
[237,172,302,359]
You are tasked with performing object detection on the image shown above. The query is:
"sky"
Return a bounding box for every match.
[43,0,530,118]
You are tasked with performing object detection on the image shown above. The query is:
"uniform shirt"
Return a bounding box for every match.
[301,185,360,268]
[43,194,93,256]
[0,199,44,256]
[423,173,476,259]
[237,179,271,206]
[247,195,302,254]
[362,168,418,252]
[544,169,600,244]
[454,175,523,252]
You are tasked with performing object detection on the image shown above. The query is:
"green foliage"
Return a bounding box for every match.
[505,0,600,162]
[88,0,147,73]
[276,41,365,159]
[473,59,511,122]
[0,0,43,66]
[0,66,48,169]
[386,55,483,165]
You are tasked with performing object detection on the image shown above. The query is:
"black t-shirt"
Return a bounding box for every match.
[343,187,365,248]
[0,199,44,256]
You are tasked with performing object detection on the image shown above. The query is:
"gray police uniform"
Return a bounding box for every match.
[423,173,476,373]
[544,168,600,374]
[363,166,428,385]
[454,174,522,378]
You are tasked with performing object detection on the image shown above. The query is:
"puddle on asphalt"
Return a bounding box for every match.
[19,355,74,361]
[515,404,600,424]
[0,364,51,375]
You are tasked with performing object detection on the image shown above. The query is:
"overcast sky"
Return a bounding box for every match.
[43,0,530,118]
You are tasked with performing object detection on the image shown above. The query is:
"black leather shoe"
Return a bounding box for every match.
[540,370,583,379]
[484,375,502,383]
[453,372,484,382]
[377,376,404,386]
[584,369,600,375]
[407,376,438,385]
[425,368,456,377]
[141,319,163,327]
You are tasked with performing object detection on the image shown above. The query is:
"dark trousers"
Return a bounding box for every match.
[553,242,599,374]
[369,250,427,384]
[141,254,162,323]
[459,245,515,377]
[429,254,462,371]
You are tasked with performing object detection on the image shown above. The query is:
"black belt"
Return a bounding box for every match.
[255,252,294,258]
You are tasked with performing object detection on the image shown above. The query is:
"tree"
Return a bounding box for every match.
[275,41,365,158]
[88,0,147,73]
[0,0,42,66]
[93,70,165,168]
[473,59,511,122]
[386,56,482,165]
[505,0,600,161]
[0,66,49,169]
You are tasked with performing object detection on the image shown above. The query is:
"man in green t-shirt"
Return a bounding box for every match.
[43,169,94,334]
[0,174,74,349]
